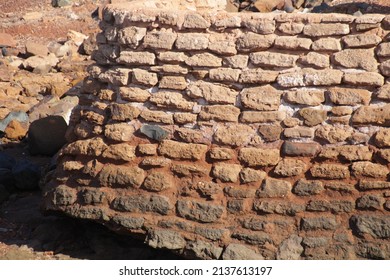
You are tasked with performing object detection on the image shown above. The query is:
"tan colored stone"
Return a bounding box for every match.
[256,178,292,198]
[331,106,353,116]
[185,53,222,67]
[374,129,390,148]
[378,149,390,162]
[258,125,282,142]
[380,60,390,77]
[310,164,350,179]
[274,36,312,50]
[187,81,238,105]
[175,33,209,50]
[240,85,281,111]
[277,22,304,35]
[140,109,174,124]
[137,144,157,156]
[104,123,135,142]
[315,125,352,144]
[4,120,28,140]
[352,162,389,178]
[333,49,377,71]
[99,164,145,188]
[299,108,327,126]
[342,34,381,48]
[241,111,286,123]
[299,52,329,69]
[282,141,320,157]
[214,124,255,147]
[132,69,158,87]
[159,76,187,90]
[209,68,241,82]
[303,23,349,37]
[175,128,209,144]
[343,73,384,87]
[208,33,237,55]
[117,26,147,48]
[239,168,266,184]
[110,103,140,121]
[239,148,280,167]
[250,51,298,68]
[352,105,390,126]
[101,143,136,161]
[183,13,211,29]
[140,157,171,168]
[149,91,195,111]
[223,55,249,69]
[283,117,299,128]
[199,105,240,122]
[209,148,234,160]
[119,86,150,102]
[173,113,197,124]
[158,140,207,160]
[327,87,371,106]
[239,69,278,84]
[150,65,188,75]
[212,163,241,183]
[284,89,325,106]
[143,30,177,50]
[157,52,188,63]
[242,17,275,34]
[376,42,390,57]
[236,33,275,52]
[377,84,390,100]
[117,51,155,65]
[312,38,341,52]
[319,146,372,162]
[284,127,313,138]
[277,69,343,87]
[143,172,173,192]
[274,159,306,177]
[171,164,208,177]
[63,137,107,157]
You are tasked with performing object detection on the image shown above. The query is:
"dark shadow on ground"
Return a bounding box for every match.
[312,2,390,14]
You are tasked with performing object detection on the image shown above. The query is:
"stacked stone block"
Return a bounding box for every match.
[44,3,390,260]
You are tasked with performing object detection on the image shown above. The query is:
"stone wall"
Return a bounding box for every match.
[43,1,390,259]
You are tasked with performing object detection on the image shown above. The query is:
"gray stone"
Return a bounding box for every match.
[176,200,223,223]
[301,217,338,231]
[231,232,272,245]
[111,195,171,215]
[185,240,223,260]
[253,200,305,216]
[140,125,169,142]
[112,215,144,230]
[195,227,227,241]
[82,189,106,205]
[282,141,320,157]
[277,235,303,260]
[256,178,292,198]
[350,215,390,239]
[0,111,28,132]
[147,229,186,250]
[52,0,72,8]
[51,185,77,206]
[293,179,324,196]
[222,244,264,260]
[356,195,383,210]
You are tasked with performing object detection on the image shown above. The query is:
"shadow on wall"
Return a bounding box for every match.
[312,2,390,14]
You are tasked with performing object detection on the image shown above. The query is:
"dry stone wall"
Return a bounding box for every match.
[44,2,390,259]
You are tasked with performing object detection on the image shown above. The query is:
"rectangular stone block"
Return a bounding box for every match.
[274,36,312,50]
[185,53,222,67]
[117,51,155,65]
[208,33,237,55]
[300,217,338,231]
[310,164,350,179]
[176,200,223,223]
[282,141,320,157]
[236,33,275,52]
[209,68,241,82]
[343,72,384,87]
[119,86,151,102]
[239,69,278,84]
[149,91,195,111]
[250,51,298,68]
[303,23,350,37]
[240,111,286,123]
[238,147,280,167]
[159,76,187,90]
[175,33,209,50]
[158,140,207,160]
[140,109,174,124]
[199,105,240,122]
[142,31,177,50]
[240,85,281,111]
[186,81,238,105]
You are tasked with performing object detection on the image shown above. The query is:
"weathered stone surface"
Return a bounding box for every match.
[117,26,147,48]
[377,84,390,100]
[242,17,275,34]
[342,34,381,48]
[99,164,145,188]
[185,240,223,260]
[231,231,272,245]
[140,157,171,168]
[274,159,306,177]
[146,229,186,250]
[333,49,377,71]
[352,105,390,126]
[209,148,234,160]
[250,51,298,68]
[277,69,343,87]
[319,146,372,162]
[212,163,241,183]
[240,168,266,183]
[343,72,384,87]
[158,140,207,160]
[171,164,208,177]
[236,33,275,52]
[282,141,320,157]
[312,38,341,51]
[375,129,390,148]
[299,108,327,126]
[327,87,371,106]
[183,13,211,29]
[208,33,237,55]
[119,86,150,102]
[143,172,173,192]
[63,137,107,156]
[185,53,222,67]
[222,244,264,260]
[352,162,389,178]
[303,23,349,37]
[253,200,305,216]
[293,179,324,196]
[378,149,390,162]
[52,185,77,206]
[240,85,281,111]
[223,55,249,69]
[157,51,188,63]
[239,148,280,167]
[376,42,390,57]
[209,68,241,82]
[310,164,350,179]
[224,186,256,199]
[277,235,304,260]
[199,105,240,122]
[356,195,383,211]
[214,124,255,147]
[284,89,325,106]
[111,194,171,215]
[175,33,209,50]
[143,31,177,50]
[132,69,158,86]
[277,22,304,35]
[275,36,312,50]
[175,128,209,144]
[158,76,187,90]
[195,226,227,241]
[315,125,352,144]
[112,215,144,230]
[301,217,338,231]
[306,200,354,213]
[101,143,136,161]
[350,215,390,239]
[174,113,197,124]
[177,200,223,223]
[104,123,135,142]
[240,111,286,123]
[299,52,329,69]
[239,69,278,84]
[284,127,314,138]
[380,60,390,77]
[258,125,282,142]
[150,91,194,111]
[256,178,292,198]
[109,103,140,121]
[187,81,238,104]
[358,180,390,191]
[117,51,155,65]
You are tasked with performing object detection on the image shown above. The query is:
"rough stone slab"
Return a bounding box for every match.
[147,229,186,250]
[284,89,325,106]
[301,217,338,231]
[274,159,307,177]
[310,164,350,179]
[149,91,195,111]
[327,87,371,105]
[274,36,312,50]
[212,163,241,183]
[343,72,384,87]
[98,164,145,188]
[256,178,292,198]
[142,31,177,50]
[117,51,155,65]
[185,53,222,67]
[282,141,320,157]
[277,69,343,87]
[175,33,209,50]
[312,38,341,51]
[176,200,224,223]
[240,85,281,111]
[352,105,390,126]
[238,148,280,167]
[333,49,377,72]
[209,68,241,82]
[342,34,382,48]
[239,69,278,84]
[236,33,275,52]
[350,215,390,239]
[250,51,298,68]
[240,111,286,123]
[187,81,238,105]
[214,124,255,147]
[303,23,350,37]
[158,140,207,160]
[119,86,151,102]
[208,33,237,55]
[299,52,329,69]
[199,105,240,122]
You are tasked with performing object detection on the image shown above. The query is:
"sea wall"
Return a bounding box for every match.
[43,1,390,259]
